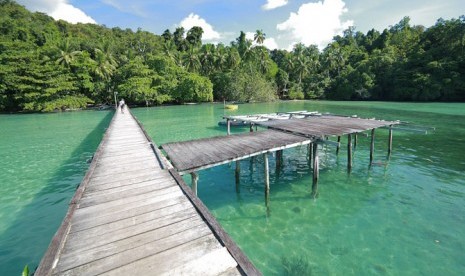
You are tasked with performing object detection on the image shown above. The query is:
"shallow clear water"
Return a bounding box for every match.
[132,101,465,275]
[1,101,464,275]
[0,111,112,275]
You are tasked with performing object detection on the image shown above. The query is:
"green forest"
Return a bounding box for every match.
[1,0,464,112]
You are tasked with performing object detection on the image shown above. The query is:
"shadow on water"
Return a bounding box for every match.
[0,111,113,275]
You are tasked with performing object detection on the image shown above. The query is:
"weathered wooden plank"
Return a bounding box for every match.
[82,176,176,198]
[163,130,310,172]
[90,160,159,178]
[63,209,200,258]
[73,186,182,219]
[56,225,215,275]
[70,196,190,233]
[57,217,208,273]
[162,247,238,276]
[87,170,167,190]
[78,178,177,207]
[101,234,222,276]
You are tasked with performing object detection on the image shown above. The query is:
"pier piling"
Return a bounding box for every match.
[235,160,240,192]
[348,134,353,171]
[264,153,270,207]
[312,143,319,197]
[191,172,199,195]
[370,129,375,164]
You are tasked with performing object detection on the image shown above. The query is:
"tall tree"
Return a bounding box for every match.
[186,26,203,48]
[254,29,266,45]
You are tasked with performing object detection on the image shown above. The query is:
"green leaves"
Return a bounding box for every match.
[1,0,464,112]
[22,264,29,276]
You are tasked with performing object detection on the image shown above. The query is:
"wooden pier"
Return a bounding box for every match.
[163,112,400,200]
[36,108,259,275]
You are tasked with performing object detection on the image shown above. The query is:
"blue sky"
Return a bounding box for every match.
[17,0,465,50]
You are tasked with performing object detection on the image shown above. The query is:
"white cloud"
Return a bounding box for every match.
[17,0,96,24]
[245,32,279,50]
[179,13,221,41]
[262,0,289,10]
[277,0,353,49]
[263,37,279,50]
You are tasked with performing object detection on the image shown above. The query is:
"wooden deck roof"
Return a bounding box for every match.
[162,130,311,174]
[257,116,398,138]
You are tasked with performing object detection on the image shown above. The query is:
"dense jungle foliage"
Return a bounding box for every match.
[1,0,464,112]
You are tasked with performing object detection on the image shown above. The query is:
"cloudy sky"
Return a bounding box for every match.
[17,0,465,50]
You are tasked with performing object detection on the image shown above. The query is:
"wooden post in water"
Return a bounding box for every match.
[388,125,393,158]
[312,143,319,198]
[354,133,358,149]
[347,134,352,171]
[249,123,253,132]
[235,160,241,193]
[190,172,198,196]
[370,129,375,164]
[308,143,313,167]
[336,136,341,155]
[264,153,270,207]
[227,119,231,135]
[277,150,284,167]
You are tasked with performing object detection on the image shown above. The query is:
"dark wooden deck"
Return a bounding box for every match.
[36,108,260,276]
[250,115,398,138]
[162,130,311,174]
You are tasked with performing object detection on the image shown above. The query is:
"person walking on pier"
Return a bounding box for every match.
[119,99,125,114]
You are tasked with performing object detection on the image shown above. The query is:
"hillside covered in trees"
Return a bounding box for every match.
[1,0,464,112]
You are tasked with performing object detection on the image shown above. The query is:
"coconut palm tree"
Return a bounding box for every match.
[182,46,201,73]
[55,38,81,68]
[199,44,215,74]
[254,29,266,45]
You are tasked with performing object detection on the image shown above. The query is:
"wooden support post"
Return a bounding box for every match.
[308,143,313,167]
[336,136,341,155]
[227,119,231,135]
[264,153,270,207]
[370,129,375,164]
[347,134,352,171]
[354,133,358,149]
[235,160,240,193]
[312,143,319,198]
[190,172,198,196]
[388,126,393,157]
[276,150,283,169]
[249,123,253,132]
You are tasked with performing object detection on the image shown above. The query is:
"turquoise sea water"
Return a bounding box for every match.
[0,111,112,275]
[1,101,464,275]
[133,101,465,275]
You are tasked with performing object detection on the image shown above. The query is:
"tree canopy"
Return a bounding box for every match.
[1,0,464,112]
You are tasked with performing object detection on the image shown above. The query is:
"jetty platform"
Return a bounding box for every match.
[162,112,400,199]
[36,108,259,275]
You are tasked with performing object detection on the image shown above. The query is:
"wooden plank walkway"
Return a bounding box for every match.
[36,108,260,275]
[163,130,311,174]
[234,115,399,138]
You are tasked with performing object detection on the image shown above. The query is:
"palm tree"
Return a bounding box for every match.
[93,47,119,102]
[163,40,178,62]
[214,44,228,71]
[199,44,215,74]
[93,48,118,81]
[254,29,266,45]
[226,47,241,71]
[242,39,255,63]
[182,46,201,73]
[55,38,81,68]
